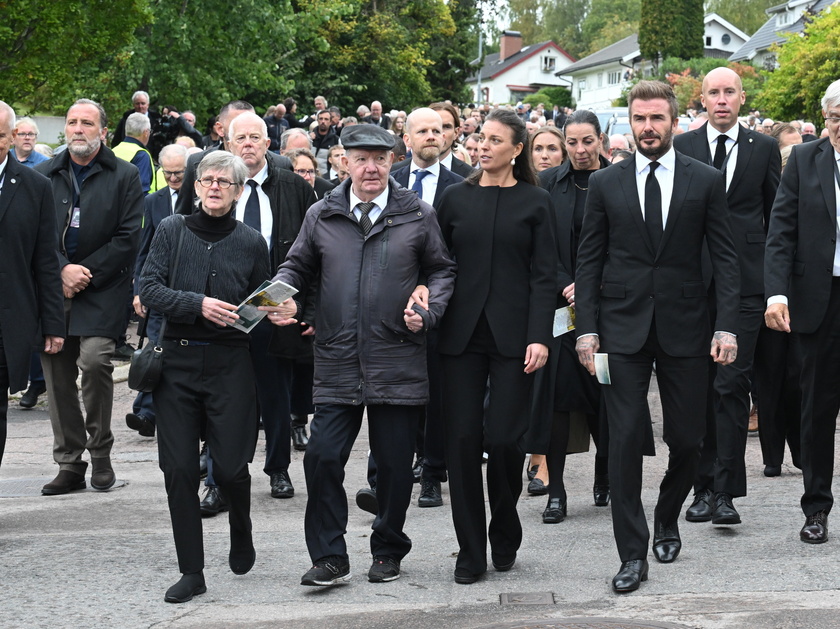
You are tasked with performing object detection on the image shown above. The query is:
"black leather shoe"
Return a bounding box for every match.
[593,473,610,507]
[291,424,309,451]
[126,412,156,437]
[200,486,228,517]
[412,458,423,483]
[491,552,516,572]
[612,559,649,593]
[527,464,539,481]
[355,487,378,515]
[199,442,208,480]
[230,532,256,575]
[41,470,86,495]
[19,381,47,408]
[764,465,782,477]
[800,510,828,544]
[454,567,484,584]
[712,492,741,525]
[685,488,713,522]
[418,479,443,508]
[164,572,206,603]
[542,497,567,523]
[652,521,681,563]
[527,478,548,495]
[270,471,294,499]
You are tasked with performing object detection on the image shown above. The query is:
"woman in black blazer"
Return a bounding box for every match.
[530,110,612,524]
[436,108,558,584]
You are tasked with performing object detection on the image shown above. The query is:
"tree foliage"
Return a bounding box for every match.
[523,86,573,109]
[755,6,840,123]
[657,58,764,113]
[640,0,703,63]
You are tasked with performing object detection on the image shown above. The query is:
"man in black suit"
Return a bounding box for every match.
[127,143,189,438]
[575,81,740,593]
[228,112,317,501]
[362,101,391,129]
[429,102,475,179]
[0,101,65,469]
[383,107,463,508]
[674,67,781,525]
[764,78,840,545]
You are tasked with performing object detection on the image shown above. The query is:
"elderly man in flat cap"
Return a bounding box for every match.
[264,124,456,586]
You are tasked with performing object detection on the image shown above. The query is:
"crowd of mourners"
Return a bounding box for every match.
[3,71,840,601]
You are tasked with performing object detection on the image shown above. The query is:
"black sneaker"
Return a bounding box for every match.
[368,556,400,582]
[301,556,351,586]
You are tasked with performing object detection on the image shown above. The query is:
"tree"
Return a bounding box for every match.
[523,86,573,109]
[428,0,479,103]
[639,0,702,63]
[0,0,150,114]
[581,0,640,56]
[756,6,840,123]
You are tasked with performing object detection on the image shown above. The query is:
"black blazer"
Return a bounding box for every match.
[575,151,740,357]
[765,137,839,333]
[673,123,780,296]
[313,176,335,200]
[135,186,175,295]
[448,156,475,179]
[0,158,65,391]
[436,180,558,357]
[391,161,464,209]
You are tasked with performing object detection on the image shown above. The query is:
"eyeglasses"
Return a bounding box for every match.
[17,132,37,138]
[824,117,840,127]
[294,169,316,177]
[198,177,236,189]
[163,170,185,179]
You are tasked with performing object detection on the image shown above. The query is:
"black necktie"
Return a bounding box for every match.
[713,134,728,171]
[411,170,430,196]
[243,180,261,232]
[357,202,374,235]
[645,161,662,250]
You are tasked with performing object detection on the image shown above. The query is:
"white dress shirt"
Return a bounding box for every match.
[409,160,440,205]
[706,123,739,191]
[635,147,676,227]
[234,161,273,249]
[350,186,389,226]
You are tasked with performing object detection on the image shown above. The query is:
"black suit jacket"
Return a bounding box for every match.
[391,161,464,209]
[437,181,558,357]
[134,186,175,295]
[0,158,65,391]
[575,151,740,357]
[313,176,335,200]
[448,156,475,179]
[765,137,839,334]
[674,123,780,296]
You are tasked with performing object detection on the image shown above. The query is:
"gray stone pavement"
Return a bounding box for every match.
[2,366,839,629]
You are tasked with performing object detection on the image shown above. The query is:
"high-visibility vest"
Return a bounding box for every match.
[112,140,159,193]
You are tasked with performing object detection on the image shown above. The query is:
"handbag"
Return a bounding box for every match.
[128,217,187,392]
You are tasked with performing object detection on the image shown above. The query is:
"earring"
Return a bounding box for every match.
[510,157,516,165]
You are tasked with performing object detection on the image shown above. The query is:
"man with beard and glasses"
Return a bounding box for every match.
[36,99,144,495]
[574,81,740,593]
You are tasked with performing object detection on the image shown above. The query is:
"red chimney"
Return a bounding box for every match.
[499,30,523,62]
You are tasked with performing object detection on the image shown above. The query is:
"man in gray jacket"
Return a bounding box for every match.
[265,124,456,587]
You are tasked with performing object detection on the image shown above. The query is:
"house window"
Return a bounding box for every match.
[542,56,556,72]
[597,73,603,87]
[608,71,621,85]
[778,11,790,25]
[705,36,712,46]
[722,33,731,45]
[579,78,586,90]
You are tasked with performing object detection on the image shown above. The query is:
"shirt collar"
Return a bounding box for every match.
[635,146,676,174]
[349,184,389,213]
[249,161,269,186]
[705,122,739,144]
[0,155,8,180]
[439,152,453,170]
[410,160,440,177]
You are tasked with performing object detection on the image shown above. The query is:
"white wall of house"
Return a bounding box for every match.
[704,20,747,53]
[473,45,574,104]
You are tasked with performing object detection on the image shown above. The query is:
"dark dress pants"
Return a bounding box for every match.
[290,360,314,419]
[155,342,258,575]
[419,329,447,482]
[695,294,764,497]
[754,325,801,468]
[441,316,533,575]
[304,402,421,563]
[604,326,708,562]
[0,331,8,468]
[797,278,840,516]
[250,320,293,476]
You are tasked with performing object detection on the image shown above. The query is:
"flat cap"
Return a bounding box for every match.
[340,124,396,150]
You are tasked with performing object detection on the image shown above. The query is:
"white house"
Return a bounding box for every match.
[466,30,576,104]
[559,14,749,110]
[729,0,836,68]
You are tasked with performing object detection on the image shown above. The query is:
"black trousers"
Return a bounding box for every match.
[754,325,801,468]
[798,278,840,516]
[417,329,447,482]
[0,330,8,468]
[695,294,764,497]
[155,342,258,574]
[441,316,533,575]
[304,402,421,563]
[250,320,293,476]
[604,327,707,562]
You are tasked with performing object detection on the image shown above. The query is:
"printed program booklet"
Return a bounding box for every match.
[230,279,298,333]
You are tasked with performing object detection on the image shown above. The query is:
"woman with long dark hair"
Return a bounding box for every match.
[436,108,558,584]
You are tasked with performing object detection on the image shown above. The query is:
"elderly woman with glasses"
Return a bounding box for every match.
[139,150,270,604]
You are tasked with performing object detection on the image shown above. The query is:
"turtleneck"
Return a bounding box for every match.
[186,206,237,243]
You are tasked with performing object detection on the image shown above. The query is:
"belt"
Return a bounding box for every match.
[166,339,211,346]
